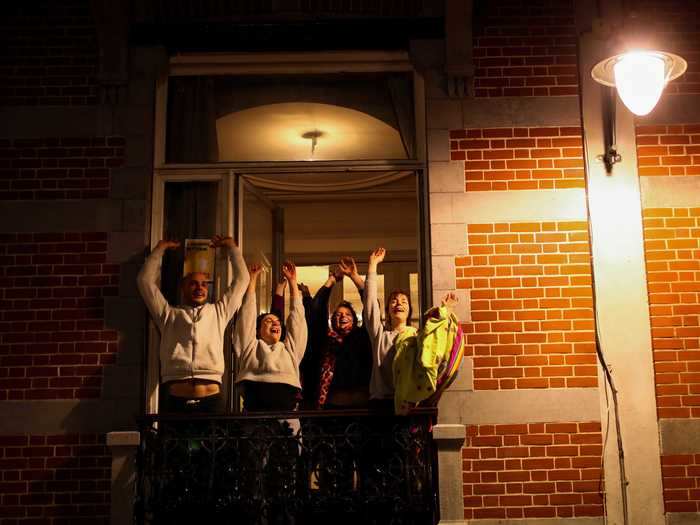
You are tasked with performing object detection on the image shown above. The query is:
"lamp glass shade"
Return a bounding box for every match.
[613,52,666,116]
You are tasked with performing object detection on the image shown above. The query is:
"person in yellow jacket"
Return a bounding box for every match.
[358,247,462,414]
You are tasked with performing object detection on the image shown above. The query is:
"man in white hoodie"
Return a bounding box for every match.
[137,235,250,413]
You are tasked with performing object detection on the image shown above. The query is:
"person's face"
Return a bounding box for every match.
[259,314,282,345]
[182,272,209,306]
[388,293,410,326]
[331,306,354,333]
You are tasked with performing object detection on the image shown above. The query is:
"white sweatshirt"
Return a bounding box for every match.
[233,288,307,388]
[363,270,415,400]
[136,244,249,384]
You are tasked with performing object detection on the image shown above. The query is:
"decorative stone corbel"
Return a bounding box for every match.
[91,0,130,105]
[444,0,474,98]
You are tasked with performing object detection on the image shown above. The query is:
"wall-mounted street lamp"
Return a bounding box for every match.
[590,49,687,172]
[592,50,687,116]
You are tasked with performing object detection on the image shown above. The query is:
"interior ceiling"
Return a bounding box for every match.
[216,102,407,161]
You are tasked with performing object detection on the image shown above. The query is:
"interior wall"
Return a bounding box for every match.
[282,198,418,264]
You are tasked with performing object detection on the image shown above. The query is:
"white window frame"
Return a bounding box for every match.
[146,50,428,413]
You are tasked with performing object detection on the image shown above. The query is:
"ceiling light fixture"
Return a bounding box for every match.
[302,130,324,159]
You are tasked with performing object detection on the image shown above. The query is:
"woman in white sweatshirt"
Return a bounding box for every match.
[357,247,416,411]
[233,261,307,412]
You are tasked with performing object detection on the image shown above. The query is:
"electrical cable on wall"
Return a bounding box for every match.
[578,87,631,525]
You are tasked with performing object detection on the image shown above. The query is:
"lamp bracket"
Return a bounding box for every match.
[597,147,622,173]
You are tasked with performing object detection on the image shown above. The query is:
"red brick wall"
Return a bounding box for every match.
[450,127,584,191]
[661,454,700,512]
[636,125,700,177]
[0,138,125,200]
[636,1,700,95]
[642,208,700,418]
[473,0,578,97]
[0,233,119,400]
[0,434,109,524]
[463,422,604,520]
[456,221,597,390]
[0,1,98,106]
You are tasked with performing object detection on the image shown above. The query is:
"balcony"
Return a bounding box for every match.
[132,408,439,524]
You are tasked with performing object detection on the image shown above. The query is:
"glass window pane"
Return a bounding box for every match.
[161,181,219,305]
[281,265,329,319]
[409,272,420,327]
[166,73,415,163]
[240,189,274,314]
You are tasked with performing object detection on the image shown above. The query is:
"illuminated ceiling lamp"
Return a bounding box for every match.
[302,130,323,160]
[592,50,687,116]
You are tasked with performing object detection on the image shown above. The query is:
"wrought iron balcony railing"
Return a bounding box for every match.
[136,408,438,525]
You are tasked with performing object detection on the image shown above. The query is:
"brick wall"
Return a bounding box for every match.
[456,221,597,390]
[636,125,700,177]
[462,422,604,520]
[0,434,109,524]
[0,138,125,200]
[0,232,119,400]
[636,1,700,95]
[661,454,700,512]
[0,1,98,106]
[450,127,584,191]
[473,0,578,97]
[642,207,700,418]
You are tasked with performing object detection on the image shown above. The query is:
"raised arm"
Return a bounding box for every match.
[281,261,308,360]
[339,256,365,299]
[310,266,341,327]
[232,263,261,358]
[136,240,179,328]
[362,247,386,343]
[270,275,287,322]
[211,235,250,322]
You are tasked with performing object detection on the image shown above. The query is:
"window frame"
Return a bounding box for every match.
[145,51,431,414]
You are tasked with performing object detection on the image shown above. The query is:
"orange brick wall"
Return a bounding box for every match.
[449,127,584,191]
[636,125,700,177]
[661,454,700,512]
[462,422,604,520]
[642,208,700,419]
[473,0,578,97]
[456,221,597,390]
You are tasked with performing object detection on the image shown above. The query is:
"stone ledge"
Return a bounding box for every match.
[432,423,466,442]
[107,431,140,447]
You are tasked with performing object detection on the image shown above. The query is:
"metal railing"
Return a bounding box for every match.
[135,408,438,525]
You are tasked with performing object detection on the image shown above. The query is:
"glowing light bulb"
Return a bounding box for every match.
[613,52,666,116]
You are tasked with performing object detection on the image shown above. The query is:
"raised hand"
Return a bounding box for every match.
[368,247,386,270]
[281,260,297,283]
[155,239,180,251]
[298,282,311,298]
[248,263,263,284]
[339,256,358,277]
[210,235,235,249]
[330,264,344,282]
[441,292,458,310]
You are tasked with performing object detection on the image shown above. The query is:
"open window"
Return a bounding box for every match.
[146,52,429,414]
